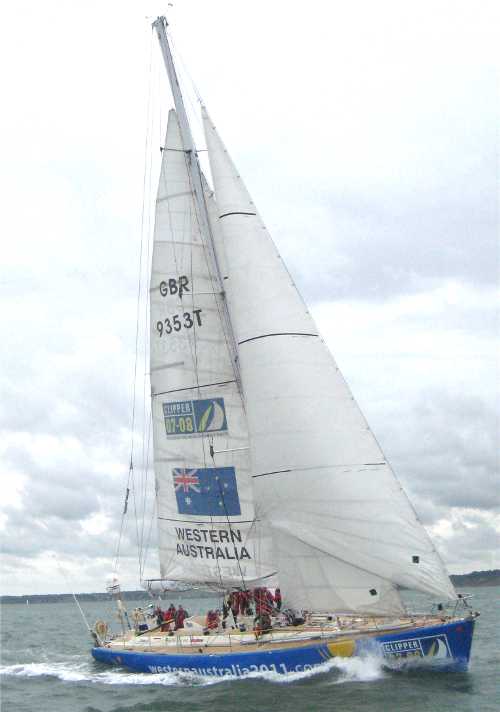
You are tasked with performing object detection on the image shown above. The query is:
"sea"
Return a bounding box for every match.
[1,586,498,712]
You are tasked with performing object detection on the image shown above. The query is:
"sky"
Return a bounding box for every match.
[1,0,498,595]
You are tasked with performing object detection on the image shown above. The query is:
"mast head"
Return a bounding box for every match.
[152,15,168,30]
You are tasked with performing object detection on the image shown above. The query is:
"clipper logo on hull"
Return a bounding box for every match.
[382,634,451,660]
[163,398,227,437]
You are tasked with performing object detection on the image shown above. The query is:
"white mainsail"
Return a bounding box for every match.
[202,107,457,614]
[150,109,274,587]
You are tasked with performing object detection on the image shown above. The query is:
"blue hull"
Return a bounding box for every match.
[91,617,475,677]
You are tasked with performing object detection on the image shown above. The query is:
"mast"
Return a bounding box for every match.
[148,18,277,591]
[152,16,241,390]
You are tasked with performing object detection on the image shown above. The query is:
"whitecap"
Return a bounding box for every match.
[0,654,385,687]
[0,662,91,682]
[329,655,385,684]
[0,662,228,687]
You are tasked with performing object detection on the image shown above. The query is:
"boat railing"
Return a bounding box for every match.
[173,631,236,653]
[112,615,426,652]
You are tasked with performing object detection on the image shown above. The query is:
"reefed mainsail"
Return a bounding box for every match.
[202,108,457,614]
[150,110,274,587]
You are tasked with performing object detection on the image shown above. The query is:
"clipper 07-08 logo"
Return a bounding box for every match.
[163,398,227,438]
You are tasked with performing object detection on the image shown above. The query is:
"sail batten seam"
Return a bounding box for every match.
[219,211,257,219]
[253,469,292,478]
[159,517,258,524]
[239,332,318,345]
[253,463,387,478]
[152,379,237,397]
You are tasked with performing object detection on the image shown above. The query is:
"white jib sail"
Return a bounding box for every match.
[150,110,275,587]
[202,107,457,614]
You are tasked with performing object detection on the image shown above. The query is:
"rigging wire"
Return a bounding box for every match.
[53,556,93,635]
[140,426,156,580]
[139,413,153,578]
[138,25,254,597]
[114,26,154,574]
[209,442,248,592]
[137,42,158,580]
[168,32,205,112]
[166,55,250,594]
[181,143,230,595]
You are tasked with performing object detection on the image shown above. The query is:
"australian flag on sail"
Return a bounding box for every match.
[172,467,241,516]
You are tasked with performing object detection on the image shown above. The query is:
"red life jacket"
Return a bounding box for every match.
[206,611,218,629]
[175,609,187,628]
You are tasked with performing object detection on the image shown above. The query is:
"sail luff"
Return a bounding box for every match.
[202,107,457,613]
[149,110,276,588]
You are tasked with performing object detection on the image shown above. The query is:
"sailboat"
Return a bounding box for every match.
[91,16,477,676]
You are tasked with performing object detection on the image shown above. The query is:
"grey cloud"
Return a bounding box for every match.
[271,173,498,304]
[2,497,149,561]
[435,516,500,571]
[377,391,499,515]
[1,0,498,592]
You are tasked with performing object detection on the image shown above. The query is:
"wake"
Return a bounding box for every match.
[0,654,385,686]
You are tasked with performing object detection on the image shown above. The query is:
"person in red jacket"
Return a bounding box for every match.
[160,605,175,632]
[205,609,220,630]
[274,588,282,611]
[174,605,188,630]
[263,588,274,615]
[230,591,239,624]
[239,590,248,615]
[246,589,254,615]
[253,587,262,616]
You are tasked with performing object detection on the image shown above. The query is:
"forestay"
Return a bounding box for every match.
[150,110,274,587]
[202,108,457,614]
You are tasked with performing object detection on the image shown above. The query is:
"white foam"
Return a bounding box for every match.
[0,662,225,687]
[330,655,385,684]
[0,662,90,682]
[240,659,340,684]
[93,669,223,687]
[0,654,385,687]
[235,655,385,685]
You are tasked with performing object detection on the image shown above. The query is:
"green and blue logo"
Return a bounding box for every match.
[163,398,228,437]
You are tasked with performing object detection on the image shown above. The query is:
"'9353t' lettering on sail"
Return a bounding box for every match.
[156,309,202,337]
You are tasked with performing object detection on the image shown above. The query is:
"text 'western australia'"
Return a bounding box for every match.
[175,527,251,560]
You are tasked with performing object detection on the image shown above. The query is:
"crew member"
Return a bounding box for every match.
[239,590,248,616]
[205,609,220,630]
[230,591,239,624]
[274,588,282,611]
[253,587,262,616]
[161,606,175,632]
[175,604,188,630]
[262,588,274,615]
[253,611,272,639]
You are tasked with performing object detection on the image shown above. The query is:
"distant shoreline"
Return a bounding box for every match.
[0,588,215,604]
[1,570,499,604]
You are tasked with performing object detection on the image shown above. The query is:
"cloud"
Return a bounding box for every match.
[431,510,500,573]
[1,0,498,594]
[312,285,499,567]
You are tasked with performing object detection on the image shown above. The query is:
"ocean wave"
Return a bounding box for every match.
[0,662,225,687]
[0,662,92,683]
[234,655,385,685]
[329,655,385,684]
[0,654,385,687]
